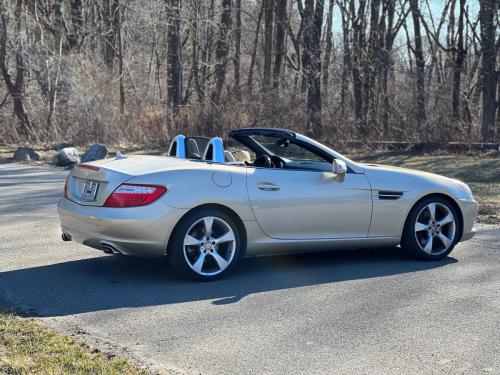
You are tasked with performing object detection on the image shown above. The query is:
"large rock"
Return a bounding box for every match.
[13,147,40,161]
[53,147,80,166]
[81,144,108,163]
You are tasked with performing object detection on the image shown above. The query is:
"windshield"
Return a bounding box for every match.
[251,135,323,161]
[251,134,332,170]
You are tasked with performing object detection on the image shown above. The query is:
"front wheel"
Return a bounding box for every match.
[401,197,461,260]
[168,208,242,281]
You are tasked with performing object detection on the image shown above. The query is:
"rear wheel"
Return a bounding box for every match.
[401,197,461,260]
[168,208,242,281]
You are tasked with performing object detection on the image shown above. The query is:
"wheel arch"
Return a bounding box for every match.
[166,203,248,256]
[404,193,464,240]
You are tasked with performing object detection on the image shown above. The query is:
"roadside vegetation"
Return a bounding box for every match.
[0,310,146,375]
[0,1,498,146]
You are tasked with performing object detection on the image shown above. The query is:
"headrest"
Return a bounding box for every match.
[202,137,225,163]
[167,135,186,157]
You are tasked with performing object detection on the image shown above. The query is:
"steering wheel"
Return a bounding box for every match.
[270,155,286,169]
[253,154,272,168]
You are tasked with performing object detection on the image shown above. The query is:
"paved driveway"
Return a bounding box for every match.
[0,163,499,374]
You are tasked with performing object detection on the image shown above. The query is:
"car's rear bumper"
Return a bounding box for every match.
[457,197,479,242]
[57,198,187,257]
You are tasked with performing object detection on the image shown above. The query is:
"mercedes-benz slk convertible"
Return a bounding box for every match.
[58,128,478,280]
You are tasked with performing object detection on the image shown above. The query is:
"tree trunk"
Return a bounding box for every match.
[381,0,395,133]
[452,0,465,120]
[115,0,125,114]
[363,0,380,126]
[247,0,265,94]
[68,0,83,50]
[211,0,233,105]
[46,37,63,137]
[479,0,497,142]
[303,0,324,137]
[273,0,287,89]
[189,1,201,103]
[102,0,115,71]
[0,0,34,140]
[263,0,274,93]
[233,0,242,100]
[321,0,334,99]
[166,0,182,111]
[199,0,216,103]
[409,0,426,126]
[339,2,352,121]
[351,0,366,131]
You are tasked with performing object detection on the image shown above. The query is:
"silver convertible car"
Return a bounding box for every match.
[58,128,478,280]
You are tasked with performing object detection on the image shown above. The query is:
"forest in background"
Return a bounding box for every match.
[0,0,498,147]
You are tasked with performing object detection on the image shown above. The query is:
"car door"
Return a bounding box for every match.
[246,167,372,240]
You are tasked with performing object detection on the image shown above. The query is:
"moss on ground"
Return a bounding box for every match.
[0,310,146,375]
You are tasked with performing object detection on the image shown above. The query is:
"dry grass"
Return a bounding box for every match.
[0,310,146,375]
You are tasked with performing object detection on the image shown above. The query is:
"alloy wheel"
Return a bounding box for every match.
[414,202,456,256]
[183,216,237,276]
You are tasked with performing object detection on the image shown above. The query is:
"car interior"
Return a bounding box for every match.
[167,130,334,172]
[168,135,245,164]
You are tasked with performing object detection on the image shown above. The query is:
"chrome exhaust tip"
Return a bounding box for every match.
[100,242,121,255]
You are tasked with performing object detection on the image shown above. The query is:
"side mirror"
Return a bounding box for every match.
[332,159,347,182]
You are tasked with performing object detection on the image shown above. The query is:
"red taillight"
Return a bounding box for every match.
[104,184,167,207]
[64,178,69,198]
[78,164,100,171]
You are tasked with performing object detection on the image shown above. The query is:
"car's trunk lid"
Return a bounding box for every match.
[67,155,193,206]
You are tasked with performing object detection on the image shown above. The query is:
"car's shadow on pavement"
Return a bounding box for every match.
[0,247,457,317]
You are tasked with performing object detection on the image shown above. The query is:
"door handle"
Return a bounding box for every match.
[257,182,280,191]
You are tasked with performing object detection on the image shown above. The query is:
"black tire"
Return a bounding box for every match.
[167,208,243,281]
[401,196,461,260]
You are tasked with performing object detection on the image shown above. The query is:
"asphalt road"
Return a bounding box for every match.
[0,163,499,375]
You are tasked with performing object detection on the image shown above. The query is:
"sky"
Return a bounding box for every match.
[328,0,481,35]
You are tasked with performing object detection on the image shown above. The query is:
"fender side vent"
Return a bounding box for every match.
[378,191,403,200]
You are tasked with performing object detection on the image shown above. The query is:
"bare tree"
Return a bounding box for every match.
[452,0,466,120]
[321,0,334,98]
[166,0,182,111]
[273,0,287,89]
[0,0,34,140]
[0,0,495,145]
[350,0,367,130]
[233,0,242,100]
[303,0,324,137]
[115,0,125,114]
[338,0,352,121]
[211,0,233,105]
[102,0,116,71]
[263,0,275,93]
[409,0,426,127]
[479,0,497,142]
[247,0,265,94]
